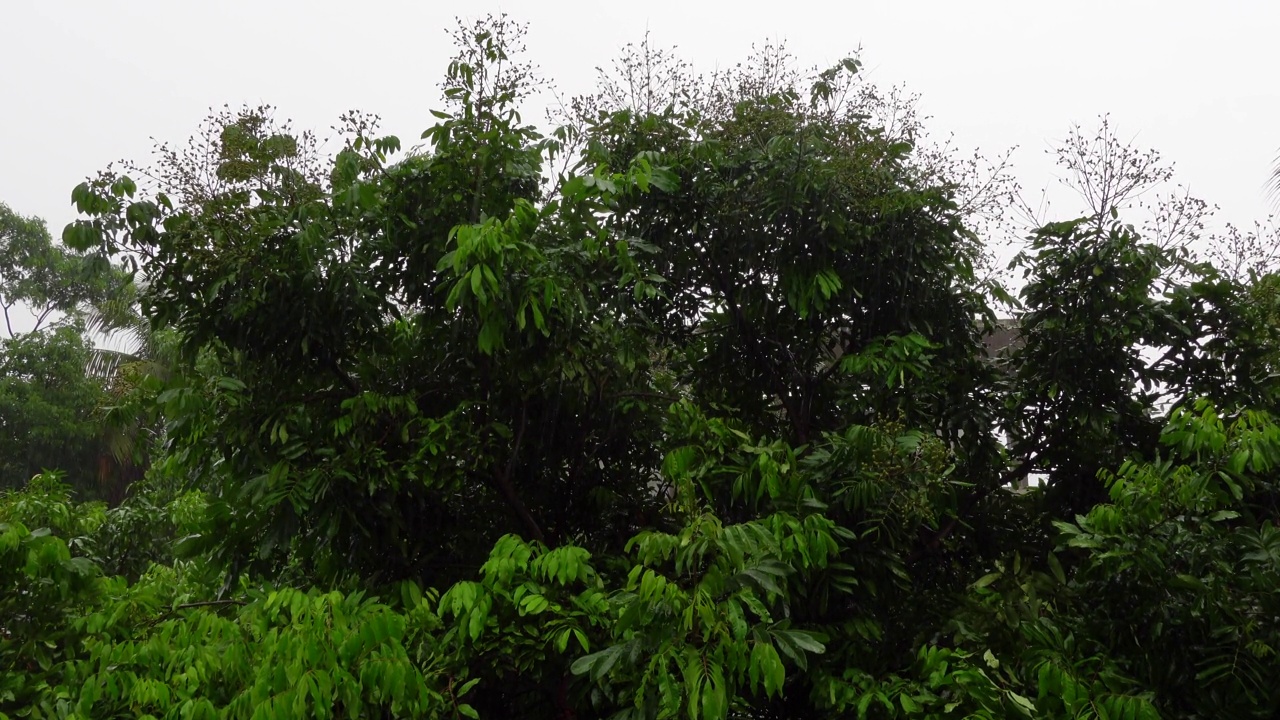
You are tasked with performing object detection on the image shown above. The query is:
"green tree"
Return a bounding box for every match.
[0,201,120,337]
[0,201,138,500]
[10,16,1276,720]
[0,473,105,716]
[0,325,109,495]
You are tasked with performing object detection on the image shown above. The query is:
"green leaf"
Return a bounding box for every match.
[754,642,785,697]
[1046,553,1067,585]
[1008,691,1037,716]
[571,645,624,682]
[518,594,549,615]
[973,572,1001,589]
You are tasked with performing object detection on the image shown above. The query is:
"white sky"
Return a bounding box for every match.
[3,0,1278,257]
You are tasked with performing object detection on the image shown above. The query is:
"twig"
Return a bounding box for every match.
[172,599,246,611]
[147,598,246,627]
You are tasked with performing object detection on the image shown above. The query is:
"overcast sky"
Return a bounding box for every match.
[3,0,1278,246]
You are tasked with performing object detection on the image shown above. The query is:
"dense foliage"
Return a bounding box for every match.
[3,17,1280,719]
[0,201,133,501]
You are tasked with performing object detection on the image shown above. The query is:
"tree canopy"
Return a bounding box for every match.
[3,16,1280,720]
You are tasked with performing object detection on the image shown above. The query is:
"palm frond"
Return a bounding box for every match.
[1267,151,1280,210]
[82,279,166,381]
[86,346,141,380]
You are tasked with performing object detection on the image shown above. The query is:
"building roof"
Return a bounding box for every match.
[982,318,1022,358]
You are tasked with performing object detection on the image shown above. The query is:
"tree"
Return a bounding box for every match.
[0,202,139,501]
[0,324,111,497]
[0,201,121,338]
[8,16,1279,719]
[0,473,105,715]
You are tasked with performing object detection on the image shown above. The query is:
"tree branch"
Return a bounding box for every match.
[147,598,246,627]
[606,390,678,403]
[172,599,247,611]
[319,346,361,395]
[33,303,56,334]
[494,402,548,545]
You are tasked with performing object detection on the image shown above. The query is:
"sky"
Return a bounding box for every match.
[3,0,1278,258]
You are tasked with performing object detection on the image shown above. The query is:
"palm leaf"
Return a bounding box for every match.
[1268,151,1280,210]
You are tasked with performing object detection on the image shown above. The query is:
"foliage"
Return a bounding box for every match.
[4,15,1280,720]
[0,327,111,496]
[1057,402,1280,718]
[0,473,104,715]
[0,201,123,338]
[0,200,138,500]
[1001,216,1269,513]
